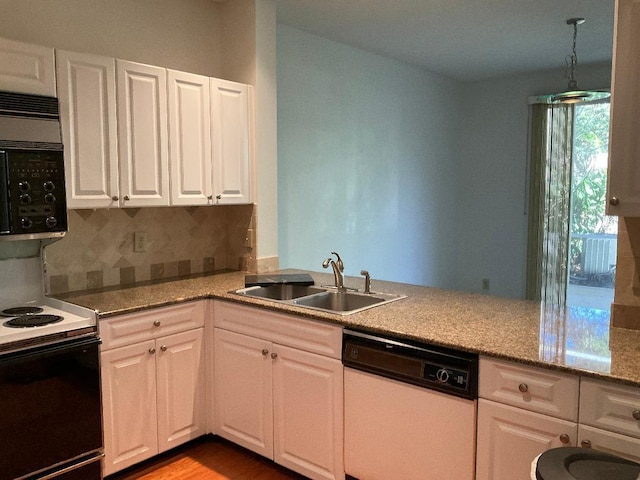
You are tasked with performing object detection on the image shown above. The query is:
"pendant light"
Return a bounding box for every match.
[551,18,610,104]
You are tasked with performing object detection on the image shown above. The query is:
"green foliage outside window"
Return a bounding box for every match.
[569,101,617,284]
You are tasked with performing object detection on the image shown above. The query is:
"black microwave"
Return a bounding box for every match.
[0,148,68,240]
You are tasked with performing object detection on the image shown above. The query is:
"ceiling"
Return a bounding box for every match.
[276,0,615,82]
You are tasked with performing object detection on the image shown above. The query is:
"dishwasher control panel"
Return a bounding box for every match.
[343,329,478,400]
[423,363,469,391]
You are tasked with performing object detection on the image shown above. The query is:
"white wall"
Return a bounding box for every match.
[277,25,464,288]
[254,0,279,263]
[277,23,613,297]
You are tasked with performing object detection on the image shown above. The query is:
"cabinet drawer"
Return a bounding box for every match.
[578,424,640,463]
[579,378,640,439]
[479,357,579,421]
[100,301,205,350]
[213,300,342,359]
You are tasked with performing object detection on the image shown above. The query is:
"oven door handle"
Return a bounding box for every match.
[24,452,105,480]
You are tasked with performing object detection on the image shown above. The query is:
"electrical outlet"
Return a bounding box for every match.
[134,232,147,253]
[482,278,490,291]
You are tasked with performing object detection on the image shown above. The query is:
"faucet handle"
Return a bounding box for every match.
[331,251,344,271]
[360,270,371,294]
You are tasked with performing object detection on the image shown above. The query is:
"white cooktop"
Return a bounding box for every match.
[0,298,96,349]
[0,256,97,351]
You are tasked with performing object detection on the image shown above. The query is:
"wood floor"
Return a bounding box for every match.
[107,436,308,480]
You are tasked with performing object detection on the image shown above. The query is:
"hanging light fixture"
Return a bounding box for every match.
[550,17,610,104]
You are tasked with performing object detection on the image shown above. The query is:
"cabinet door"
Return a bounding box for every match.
[117,60,169,207]
[213,328,273,457]
[0,37,55,95]
[476,398,577,480]
[606,0,640,216]
[56,51,119,208]
[156,328,206,453]
[272,344,344,480]
[101,341,158,476]
[168,70,212,206]
[210,78,252,204]
[578,425,640,463]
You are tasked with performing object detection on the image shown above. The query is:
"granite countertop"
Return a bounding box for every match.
[59,269,640,387]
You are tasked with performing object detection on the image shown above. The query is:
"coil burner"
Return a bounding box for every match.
[4,314,64,328]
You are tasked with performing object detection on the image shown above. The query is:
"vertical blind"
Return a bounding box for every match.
[526,103,575,306]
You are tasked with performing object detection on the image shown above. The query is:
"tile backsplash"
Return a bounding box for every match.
[44,205,256,294]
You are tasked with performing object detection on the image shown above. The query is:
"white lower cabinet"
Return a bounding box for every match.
[100,302,206,476]
[476,399,577,480]
[212,300,344,480]
[476,357,579,480]
[477,357,640,479]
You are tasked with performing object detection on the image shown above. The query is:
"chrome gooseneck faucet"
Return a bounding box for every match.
[322,251,345,291]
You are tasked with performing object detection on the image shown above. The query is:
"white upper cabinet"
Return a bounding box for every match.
[23,41,252,209]
[117,60,170,207]
[606,0,640,216]
[56,51,119,208]
[0,37,55,96]
[168,69,213,206]
[211,78,253,204]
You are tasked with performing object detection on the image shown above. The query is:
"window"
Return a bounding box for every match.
[567,101,616,310]
[526,99,615,312]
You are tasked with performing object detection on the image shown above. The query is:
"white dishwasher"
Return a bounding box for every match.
[343,329,478,480]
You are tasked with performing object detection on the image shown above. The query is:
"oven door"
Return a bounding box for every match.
[0,336,103,480]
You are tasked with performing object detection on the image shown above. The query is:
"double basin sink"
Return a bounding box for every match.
[234,283,406,315]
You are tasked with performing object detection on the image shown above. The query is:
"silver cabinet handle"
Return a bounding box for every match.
[518,383,529,393]
[609,196,620,206]
[153,320,161,327]
[271,352,278,359]
[559,434,570,444]
[262,349,269,356]
[149,347,156,354]
[160,345,167,352]
[581,440,592,448]
[632,410,640,421]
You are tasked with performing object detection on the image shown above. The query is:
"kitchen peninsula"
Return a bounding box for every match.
[60,269,640,479]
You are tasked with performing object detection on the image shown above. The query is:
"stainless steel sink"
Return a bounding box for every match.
[234,284,405,315]
[293,291,385,312]
[235,284,326,301]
